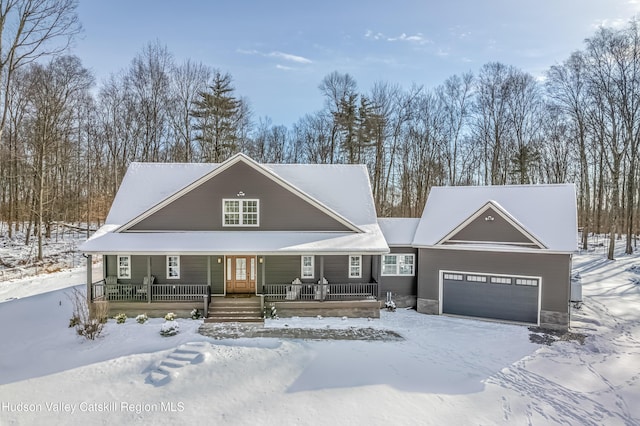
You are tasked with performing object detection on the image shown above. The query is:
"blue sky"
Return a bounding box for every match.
[73,0,640,127]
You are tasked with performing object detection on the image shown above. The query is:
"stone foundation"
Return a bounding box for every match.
[416,298,439,315]
[539,310,569,331]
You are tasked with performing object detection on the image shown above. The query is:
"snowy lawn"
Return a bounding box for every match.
[0,248,639,425]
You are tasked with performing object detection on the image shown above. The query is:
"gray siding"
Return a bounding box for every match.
[448,207,533,245]
[417,248,571,313]
[263,255,374,284]
[106,254,225,293]
[129,161,351,232]
[379,247,417,299]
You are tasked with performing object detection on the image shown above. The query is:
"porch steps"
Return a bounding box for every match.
[205,296,263,323]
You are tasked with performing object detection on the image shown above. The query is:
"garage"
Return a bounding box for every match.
[441,272,539,324]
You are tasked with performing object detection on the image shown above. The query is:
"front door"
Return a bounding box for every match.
[226,256,256,294]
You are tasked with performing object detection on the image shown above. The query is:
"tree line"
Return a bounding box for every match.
[0,1,638,261]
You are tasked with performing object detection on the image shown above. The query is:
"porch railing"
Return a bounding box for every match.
[263,282,378,302]
[91,280,210,303]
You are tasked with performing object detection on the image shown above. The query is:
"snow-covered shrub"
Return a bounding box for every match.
[136,313,148,324]
[68,315,80,328]
[114,313,127,324]
[384,300,397,312]
[160,320,180,337]
[190,308,202,320]
[264,304,278,319]
[67,287,108,340]
[164,312,176,321]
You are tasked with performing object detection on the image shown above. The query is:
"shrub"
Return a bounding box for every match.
[136,313,148,324]
[67,288,109,340]
[264,304,278,319]
[164,312,176,321]
[114,313,127,324]
[190,308,202,320]
[160,320,180,337]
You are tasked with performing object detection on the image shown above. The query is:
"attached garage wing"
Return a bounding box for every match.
[441,271,540,324]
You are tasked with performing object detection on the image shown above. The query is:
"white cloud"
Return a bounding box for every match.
[275,64,294,71]
[268,51,312,64]
[365,30,431,45]
[237,49,312,64]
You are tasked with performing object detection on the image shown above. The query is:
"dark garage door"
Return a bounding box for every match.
[442,272,539,324]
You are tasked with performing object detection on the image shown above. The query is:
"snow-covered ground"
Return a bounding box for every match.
[0,245,639,425]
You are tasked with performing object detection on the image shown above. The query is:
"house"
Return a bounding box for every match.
[79,154,577,330]
[80,153,388,320]
[412,184,577,330]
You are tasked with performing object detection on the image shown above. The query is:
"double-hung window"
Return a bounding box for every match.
[349,255,362,278]
[223,199,259,226]
[117,255,131,279]
[167,255,180,279]
[301,255,314,279]
[381,254,415,276]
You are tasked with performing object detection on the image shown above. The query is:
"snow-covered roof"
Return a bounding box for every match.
[81,154,387,254]
[377,218,420,246]
[105,157,377,228]
[79,225,388,255]
[412,184,577,252]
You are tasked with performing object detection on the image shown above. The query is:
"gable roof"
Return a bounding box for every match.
[436,200,546,249]
[80,154,388,254]
[412,184,577,252]
[117,154,363,233]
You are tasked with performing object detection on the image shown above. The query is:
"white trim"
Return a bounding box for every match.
[116,255,131,279]
[435,201,547,249]
[222,198,260,227]
[166,255,180,279]
[301,255,315,279]
[116,153,363,233]
[348,255,362,278]
[381,253,415,276]
[414,244,572,255]
[438,269,542,326]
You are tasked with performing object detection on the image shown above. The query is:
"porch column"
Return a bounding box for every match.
[319,256,324,280]
[86,254,92,304]
[207,256,211,288]
[146,256,151,303]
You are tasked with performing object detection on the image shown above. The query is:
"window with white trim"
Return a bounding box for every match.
[167,255,180,279]
[349,255,362,278]
[117,255,131,279]
[301,255,314,279]
[443,273,463,281]
[381,254,415,276]
[223,199,259,226]
[516,278,538,286]
[491,276,512,284]
[466,275,487,283]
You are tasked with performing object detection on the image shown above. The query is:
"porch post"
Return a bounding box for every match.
[207,256,211,288]
[86,254,92,304]
[319,255,324,280]
[146,256,151,303]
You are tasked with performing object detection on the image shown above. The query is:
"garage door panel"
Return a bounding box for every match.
[443,275,538,324]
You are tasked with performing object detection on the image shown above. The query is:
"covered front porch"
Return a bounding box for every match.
[84,253,381,319]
